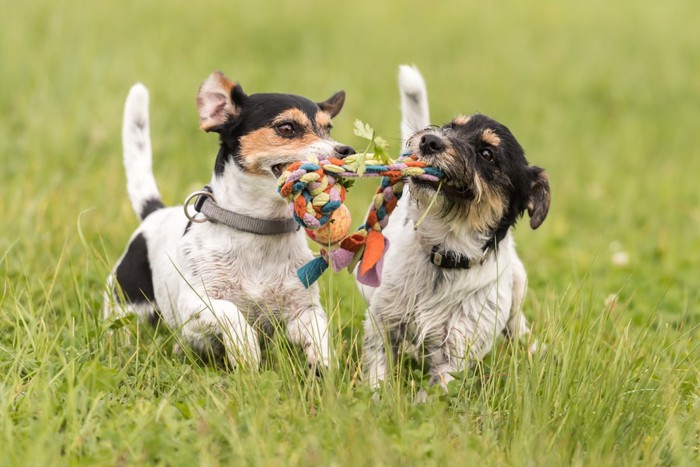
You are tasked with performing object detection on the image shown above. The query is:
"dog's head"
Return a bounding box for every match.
[197,71,354,178]
[407,113,550,235]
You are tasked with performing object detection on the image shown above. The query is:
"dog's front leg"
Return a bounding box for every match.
[426,345,465,391]
[427,312,497,391]
[285,305,330,369]
[504,253,532,341]
[362,316,393,389]
[178,291,261,369]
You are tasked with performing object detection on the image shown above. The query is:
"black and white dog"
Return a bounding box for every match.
[360,66,550,389]
[104,71,354,369]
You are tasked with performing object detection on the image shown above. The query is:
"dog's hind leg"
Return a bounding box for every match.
[285,305,330,369]
[104,232,161,325]
[103,276,159,323]
[178,292,261,369]
[504,253,545,355]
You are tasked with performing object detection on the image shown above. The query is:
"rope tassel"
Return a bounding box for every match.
[297,255,329,288]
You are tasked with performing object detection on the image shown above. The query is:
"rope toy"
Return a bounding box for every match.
[277,152,444,287]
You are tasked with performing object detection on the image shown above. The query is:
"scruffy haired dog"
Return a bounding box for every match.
[359,66,550,390]
[104,71,355,369]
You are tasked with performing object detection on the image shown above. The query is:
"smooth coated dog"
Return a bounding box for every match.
[360,66,550,390]
[104,71,354,369]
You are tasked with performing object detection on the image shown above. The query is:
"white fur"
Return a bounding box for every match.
[359,66,535,390]
[399,65,430,144]
[105,84,335,369]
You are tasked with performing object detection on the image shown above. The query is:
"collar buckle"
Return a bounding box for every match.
[429,244,494,270]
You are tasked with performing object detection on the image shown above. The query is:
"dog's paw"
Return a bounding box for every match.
[528,339,548,356]
[414,389,429,404]
[225,344,262,370]
[307,360,330,378]
[303,342,331,371]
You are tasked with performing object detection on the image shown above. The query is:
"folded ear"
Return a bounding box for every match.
[527,166,551,229]
[317,90,346,118]
[196,71,248,132]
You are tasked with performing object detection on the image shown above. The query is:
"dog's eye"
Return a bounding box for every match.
[480,148,495,162]
[276,123,296,137]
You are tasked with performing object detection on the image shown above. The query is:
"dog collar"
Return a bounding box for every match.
[429,245,493,269]
[184,185,299,235]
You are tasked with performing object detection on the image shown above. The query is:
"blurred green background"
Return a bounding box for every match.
[3,0,699,321]
[1,0,698,464]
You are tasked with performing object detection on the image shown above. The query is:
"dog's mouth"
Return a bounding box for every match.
[411,178,441,191]
[410,151,473,199]
[271,163,289,178]
[411,176,472,198]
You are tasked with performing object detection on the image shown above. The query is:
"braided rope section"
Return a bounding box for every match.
[277,153,444,287]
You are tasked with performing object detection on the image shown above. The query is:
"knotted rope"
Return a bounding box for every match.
[277,153,444,287]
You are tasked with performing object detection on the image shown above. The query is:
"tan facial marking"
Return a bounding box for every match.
[238,127,322,175]
[273,108,311,128]
[481,129,501,147]
[444,173,505,232]
[315,111,331,128]
[453,114,471,126]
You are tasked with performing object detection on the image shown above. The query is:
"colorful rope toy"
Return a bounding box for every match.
[277,152,444,287]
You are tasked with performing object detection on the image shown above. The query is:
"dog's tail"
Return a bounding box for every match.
[398,65,430,147]
[122,83,164,220]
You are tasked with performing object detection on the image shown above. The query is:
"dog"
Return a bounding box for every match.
[104,71,355,369]
[359,66,550,390]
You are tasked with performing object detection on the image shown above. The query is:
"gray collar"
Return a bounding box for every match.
[183,185,299,235]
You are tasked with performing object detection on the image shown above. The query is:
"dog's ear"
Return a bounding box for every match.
[196,71,248,132]
[527,166,550,229]
[317,91,345,118]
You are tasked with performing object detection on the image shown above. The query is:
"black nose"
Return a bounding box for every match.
[419,134,445,155]
[334,145,356,157]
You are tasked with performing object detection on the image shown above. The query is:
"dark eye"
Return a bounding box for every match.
[276,123,295,137]
[480,148,495,162]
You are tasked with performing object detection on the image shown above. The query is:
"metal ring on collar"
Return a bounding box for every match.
[183,190,215,223]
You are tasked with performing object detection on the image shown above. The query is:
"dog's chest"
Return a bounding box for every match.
[375,250,513,347]
[180,229,309,315]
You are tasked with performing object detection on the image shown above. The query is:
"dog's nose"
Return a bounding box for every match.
[419,134,446,155]
[334,145,356,157]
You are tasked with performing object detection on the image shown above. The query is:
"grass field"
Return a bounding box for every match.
[1,0,698,465]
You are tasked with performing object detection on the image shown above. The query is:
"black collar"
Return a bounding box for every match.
[429,244,494,269]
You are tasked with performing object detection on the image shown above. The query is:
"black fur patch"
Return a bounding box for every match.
[140,197,164,220]
[115,233,157,306]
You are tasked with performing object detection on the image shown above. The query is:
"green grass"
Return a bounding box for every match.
[1,0,698,464]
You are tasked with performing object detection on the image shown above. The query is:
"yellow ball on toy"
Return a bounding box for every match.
[305,204,352,245]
